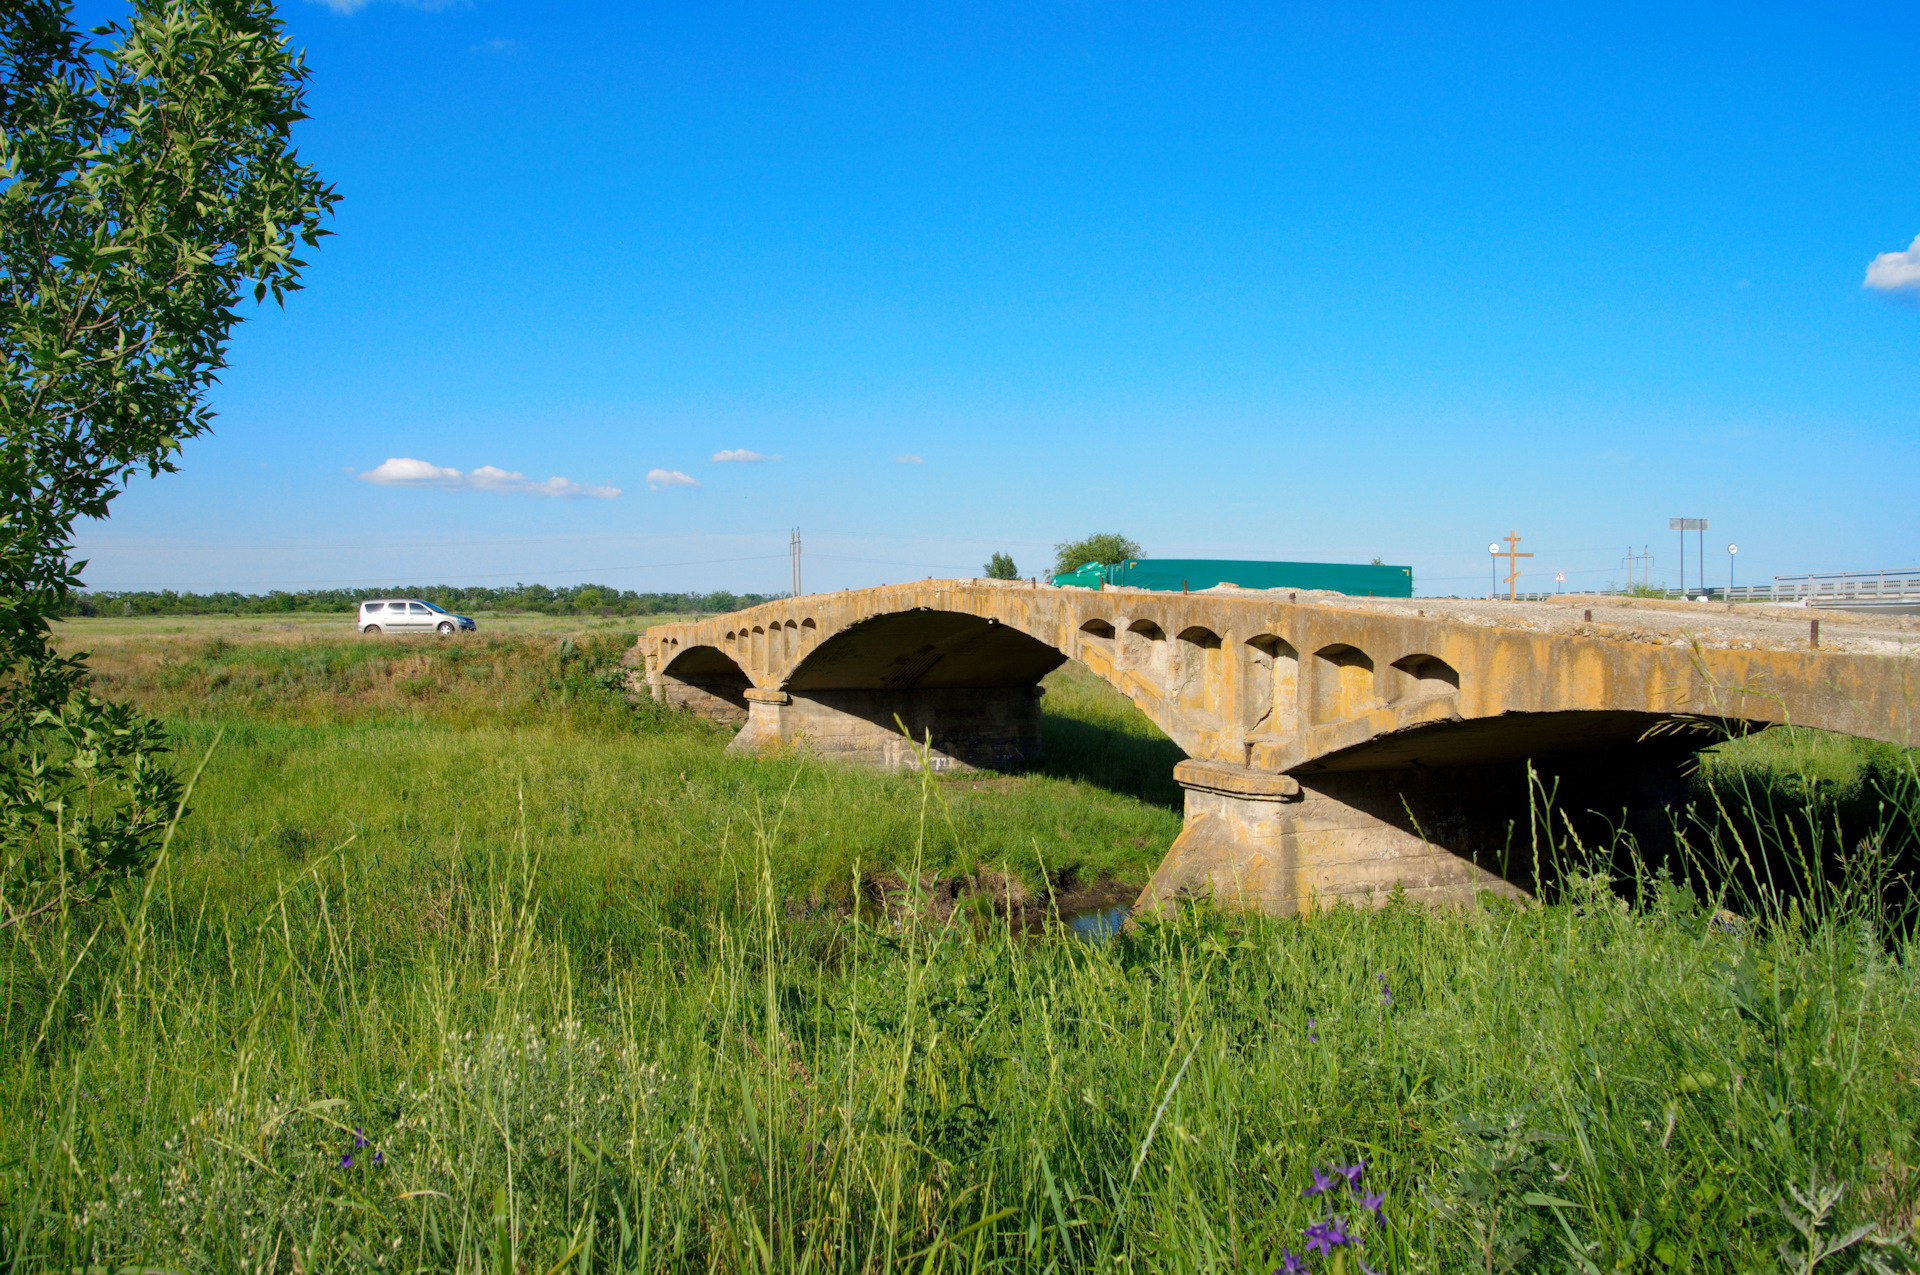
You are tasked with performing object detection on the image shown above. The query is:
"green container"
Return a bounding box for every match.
[1050,559,1413,597]
[1051,562,1110,590]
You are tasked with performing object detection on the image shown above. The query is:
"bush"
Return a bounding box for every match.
[1052,533,1143,577]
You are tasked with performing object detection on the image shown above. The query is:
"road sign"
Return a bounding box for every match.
[1670,517,1708,595]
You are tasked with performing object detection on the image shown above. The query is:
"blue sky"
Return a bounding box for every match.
[73,0,1918,598]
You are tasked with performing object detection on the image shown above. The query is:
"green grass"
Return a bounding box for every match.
[1,624,1917,1273]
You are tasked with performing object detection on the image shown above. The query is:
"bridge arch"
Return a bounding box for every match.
[720,608,1076,771]
[659,644,752,722]
[784,608,1066,692]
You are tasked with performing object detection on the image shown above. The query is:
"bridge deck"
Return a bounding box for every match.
[1185,588,1916,656]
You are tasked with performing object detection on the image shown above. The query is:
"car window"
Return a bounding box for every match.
[364,602,384,612]
[425,602,448,614]
[408,602,430,614]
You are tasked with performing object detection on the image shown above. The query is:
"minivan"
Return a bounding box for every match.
[358,599,477,635]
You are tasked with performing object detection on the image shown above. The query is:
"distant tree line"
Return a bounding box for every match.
[59,584,779,619]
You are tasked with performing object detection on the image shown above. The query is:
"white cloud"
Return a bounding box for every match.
[896,454,924,464]
[357,457,620,499]
[360,457,463,487]
[713,448,780,463]
[646,469,701,491]
[1864,234,1920,294]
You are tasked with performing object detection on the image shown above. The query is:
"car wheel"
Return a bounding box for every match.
[363,625,381,634]
[437,621,455,635]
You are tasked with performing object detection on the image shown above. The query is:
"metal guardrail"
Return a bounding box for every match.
[1475,570,1920,607]
[1724,570,1920,605]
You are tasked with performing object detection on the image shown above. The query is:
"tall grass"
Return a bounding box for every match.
[0,625,1915,1272]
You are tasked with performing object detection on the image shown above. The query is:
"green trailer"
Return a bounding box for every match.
[1050,558,1413,597]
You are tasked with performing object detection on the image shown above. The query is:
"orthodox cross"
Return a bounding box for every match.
[1500,530,1533,601]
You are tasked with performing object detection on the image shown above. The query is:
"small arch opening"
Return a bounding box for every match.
[1312,643,1377,724]
[1245,634,1300,735]
[1080,618,1116,640]
[1390,653,1460,702]
[1122,619,1168,676]
[1174,627,1224,717]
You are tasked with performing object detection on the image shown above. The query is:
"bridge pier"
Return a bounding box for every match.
[1137,753,1689,915]
[727,686,1046,772]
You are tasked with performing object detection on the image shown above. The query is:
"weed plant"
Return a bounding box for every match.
[0,626,1915,1273]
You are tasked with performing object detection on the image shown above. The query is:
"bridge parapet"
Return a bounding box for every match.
[641,582,1916,914]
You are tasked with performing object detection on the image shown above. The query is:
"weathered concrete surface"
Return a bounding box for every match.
[731,685,1044,772]
[641,581,1918,914]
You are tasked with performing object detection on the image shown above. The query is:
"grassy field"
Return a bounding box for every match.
[3,618,1918,1273]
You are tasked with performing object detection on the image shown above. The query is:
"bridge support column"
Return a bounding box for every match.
[728,686,1045,772]
[1137,755,1685,915]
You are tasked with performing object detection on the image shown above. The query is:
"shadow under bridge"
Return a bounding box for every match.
[722,607,1072,772]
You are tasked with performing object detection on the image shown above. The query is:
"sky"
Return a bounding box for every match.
[69,0,1920,598]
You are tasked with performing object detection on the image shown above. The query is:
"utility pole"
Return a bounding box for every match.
[790,527,802,598]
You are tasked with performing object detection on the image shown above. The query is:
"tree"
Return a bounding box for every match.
[1052,533,1143,577]
[983,551,1019,580]
[0,0,337,927]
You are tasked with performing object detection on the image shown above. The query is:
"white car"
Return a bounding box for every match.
[358,598,477,636]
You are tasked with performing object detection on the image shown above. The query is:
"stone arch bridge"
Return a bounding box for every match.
[640,581,1916,914]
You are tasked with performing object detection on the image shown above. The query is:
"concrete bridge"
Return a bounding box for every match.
[639,581,1918,914]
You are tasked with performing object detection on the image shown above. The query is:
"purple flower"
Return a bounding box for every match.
[372,1149,384,1167]
[1360,1189,1386,1221]
[1272,1249,1307,1275]
[353,1127,368,1148]
[1378,973,1392,1006]
[1302,1166,1335,1197]
[1336,1160,1366,1188]
[1303,1219,1346,1256]
[1307,1016,1318,1043]
[337,1153,353,1169]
